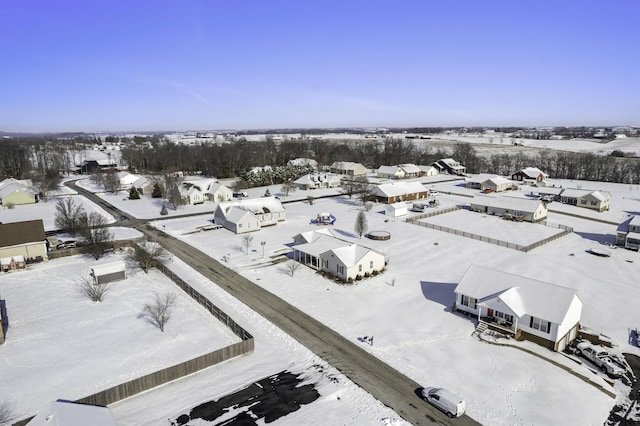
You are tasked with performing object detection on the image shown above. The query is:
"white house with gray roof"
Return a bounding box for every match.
[559,188,611,212]
[454,265,583,351]
[370,181,428,204]
[292,234,386,282]
[469,195,548,222]
[616,214,640,250]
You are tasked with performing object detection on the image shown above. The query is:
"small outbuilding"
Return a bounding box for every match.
[91,261,127,285]
[385,202,408,217]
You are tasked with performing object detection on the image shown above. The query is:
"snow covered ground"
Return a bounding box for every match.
[147,176,640,425]
[0,254,240,422]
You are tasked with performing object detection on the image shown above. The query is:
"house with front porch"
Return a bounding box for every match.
[432,158,466,175]
[418,165,439,177]
[616,214,640,250]
[291,234,386,282]
[559,188,611,212]
[370,181,428,204]
[454,265,583,352]
[294,173,342,190]
[214,197,285,234]
[465,174,500,190]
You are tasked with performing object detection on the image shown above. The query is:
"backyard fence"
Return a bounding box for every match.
[12,243,253,426]
[407,208,574,253]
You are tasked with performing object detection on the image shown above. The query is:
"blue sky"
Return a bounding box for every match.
[2,1,639,132]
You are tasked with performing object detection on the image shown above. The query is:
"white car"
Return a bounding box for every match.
[576,342,626,377]
[421,387,466,418]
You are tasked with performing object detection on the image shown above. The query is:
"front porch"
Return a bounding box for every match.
[477,317,522,340]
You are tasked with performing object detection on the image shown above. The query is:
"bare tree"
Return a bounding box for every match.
[307,195,315,205]
[0,399,16,424]
[354,211,368,238]
[102,170,119,193]
[76,276,111,302]
[164,174,183,210]
[286,260,301,277]
[142,292,177,332]
[133,242,168,273]
[78,212,113,260]
[281,180,296,198]
[242,234,254,254]
[54,197,86,235]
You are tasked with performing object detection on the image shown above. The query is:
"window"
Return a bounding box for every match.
[460,295,477,309]
[591,200,597,206]
[495,311,514,323]
[359,264,362,272]
[337,265,344,275]
[581,199,587,205]
[370,260,374,268]
[530,317,551,333]
[238,224,242,228]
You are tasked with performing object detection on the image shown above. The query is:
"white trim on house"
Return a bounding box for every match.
[454,265,583,351]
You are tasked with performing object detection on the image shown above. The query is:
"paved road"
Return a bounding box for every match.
[66,180,481,425]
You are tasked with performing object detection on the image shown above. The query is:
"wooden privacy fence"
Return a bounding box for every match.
[13,247,253,426]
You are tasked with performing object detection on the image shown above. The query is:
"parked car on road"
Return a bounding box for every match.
[576,342,626,377]
[421,387,466,418]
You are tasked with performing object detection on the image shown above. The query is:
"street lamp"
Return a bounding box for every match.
[261,241,266,258]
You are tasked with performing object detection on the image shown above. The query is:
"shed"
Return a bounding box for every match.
[91,261,127,285]
[385,202,408,217]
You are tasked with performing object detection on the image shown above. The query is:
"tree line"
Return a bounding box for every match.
[2,135,640,185]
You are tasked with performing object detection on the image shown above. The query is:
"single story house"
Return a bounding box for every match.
[214,197,286,234]
[616,214,640,250]
[207,182,234,203]
[432,158,466,175]
[511,167,547,184]
[116,171,140,190]
[398,164,421,178]
[454,265,583,352]
[482,177,514,193]
[27,400,117,426]
[418,165,439,177]
[0,220,48,263]
[0,182,38,206]
[180,178,233,204]
[294,173,342,190]
[535,186,564,200]
[91,261,127,285]
[377,165,406,180]
[291,234,386,282]
[180,184,206,205]
[559,188,611,212]
[370,181,428,204]
[465,174,500,190]
[133,176,156,195]
[468,195,548,222]
[330,161,367,176]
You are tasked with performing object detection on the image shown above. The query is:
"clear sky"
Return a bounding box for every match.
[2,0,639,132]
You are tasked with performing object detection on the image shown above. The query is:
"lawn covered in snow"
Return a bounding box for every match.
[0,253,240,422]
[152,176,640,425]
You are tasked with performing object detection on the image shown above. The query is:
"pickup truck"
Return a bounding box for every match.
[576,342,626,377]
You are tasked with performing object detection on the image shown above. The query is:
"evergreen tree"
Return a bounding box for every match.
[129,186,140,199]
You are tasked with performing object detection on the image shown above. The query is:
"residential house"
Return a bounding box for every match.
[214,197,286,234]
[454,265,583,352]
[616,214,640,250]
[370,181,428,204]
[511,167,547,184]
[0,182,38,206]
[0,220,48,262]
[465,174,500,190]
[291,234,386,282]
[482,177,514,193]
[294,173,342,190]
[398,164,421,178]
[330,161,367,176]
[132,176,156,195]
[432,158,466,175]
[377,165,406,180]
[469,195,548,222]
[180,183,206,205]
[418,165,439,177]
[535,186,564,201]
[559,188,611,212]
[292,228,337,245]
[180,178,233,204]
[116,171,140,190]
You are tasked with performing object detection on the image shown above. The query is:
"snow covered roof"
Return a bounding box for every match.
[465,174,499,184]
[331,161,364,171]
[455,265,583,325]
[560,188,610,201]
[0,178,32,190]
[293,234,382,266]
[27,400,116,426]
[377,165,402,175]
[331,244,374,266]
[226,206,255,223]
[293,228,337,244]
[0,182,37,198]
[515,167,546,178]
[132,176,153,188]
[91,261,126,277]
[372,181,427,197]
[217,197,285,218]
[536,187,564,196]
[470,195,545,213]
[294,173,341,185]
[399,164,421,174]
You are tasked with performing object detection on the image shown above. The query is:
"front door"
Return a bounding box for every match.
[487,309,494,318]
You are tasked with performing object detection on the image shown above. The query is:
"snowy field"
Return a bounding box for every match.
[0,254,241,422]
[150,177,640,425]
